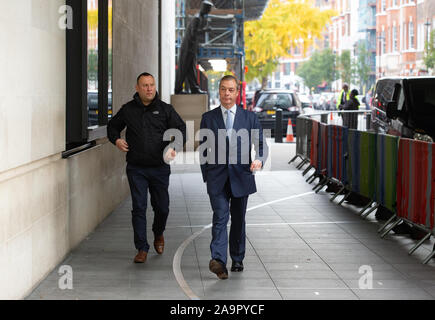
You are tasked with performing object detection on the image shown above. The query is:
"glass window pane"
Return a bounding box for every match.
[88,0,98,128]
[108,0,113,121]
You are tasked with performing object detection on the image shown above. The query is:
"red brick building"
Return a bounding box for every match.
[377,0,435,77]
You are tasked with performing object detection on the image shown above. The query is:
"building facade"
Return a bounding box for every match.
[416,0,435,74]
[358,0,377,89]
[376,0,435,77]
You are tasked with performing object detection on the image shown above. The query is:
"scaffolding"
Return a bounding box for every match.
[179,0,268,81]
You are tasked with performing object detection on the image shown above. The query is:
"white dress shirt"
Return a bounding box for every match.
[220,104,237,127]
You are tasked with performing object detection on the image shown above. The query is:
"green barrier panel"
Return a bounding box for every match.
[347,130,377,199]
[375,134,399,212]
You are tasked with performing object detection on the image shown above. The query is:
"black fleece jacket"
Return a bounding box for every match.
[108,92,186,167]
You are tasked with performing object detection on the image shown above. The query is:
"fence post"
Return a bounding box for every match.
[366,113,371,131]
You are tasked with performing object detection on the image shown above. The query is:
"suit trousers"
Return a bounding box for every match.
[209,178,249,265]
[126,163,170,252]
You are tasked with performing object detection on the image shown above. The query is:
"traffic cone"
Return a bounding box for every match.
[286,119,294,143]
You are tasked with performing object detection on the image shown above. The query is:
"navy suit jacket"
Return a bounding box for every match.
[199,106,268,198]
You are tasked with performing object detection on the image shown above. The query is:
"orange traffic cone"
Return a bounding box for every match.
[286,119,294,143]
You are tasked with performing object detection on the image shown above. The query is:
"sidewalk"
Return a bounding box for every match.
[27,141,435,300]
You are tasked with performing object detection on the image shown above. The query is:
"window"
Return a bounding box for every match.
[294,45,301,55]
[393,26,398,52]
[275,71,280,81]
[389,27,392,52]
[403,23,407,50]
[418,23,424,50]
[87,0,99,127]
[65,0,112,152]
[409,21,414,49]
[381,0,386,12]
[257,93,293,109]
[284,63,291,76]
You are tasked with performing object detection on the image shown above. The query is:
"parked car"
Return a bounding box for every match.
[312,94,322,110]
[252,90,302,137]
[371,76,435,141]
[88,90,113,127]
[245,90,255,111]
[298,94,314,109]
[321,92,337,110]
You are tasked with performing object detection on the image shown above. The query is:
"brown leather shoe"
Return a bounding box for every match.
[154,235,164,254]
[134,250,147,263]
[209,259,228,280]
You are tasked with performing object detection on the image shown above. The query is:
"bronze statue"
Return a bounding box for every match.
[175,0,213,94]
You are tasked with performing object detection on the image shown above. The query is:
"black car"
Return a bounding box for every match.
[88,90,113,127]
[252,90,302,137]
[371,77,435,141]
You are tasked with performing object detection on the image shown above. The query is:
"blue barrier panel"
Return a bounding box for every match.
[327,125,348,184]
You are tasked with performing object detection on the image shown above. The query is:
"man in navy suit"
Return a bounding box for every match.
[199,75,268,279]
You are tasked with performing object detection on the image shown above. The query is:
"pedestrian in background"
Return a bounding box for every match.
[342,89,360,129]
[337,83,350,110]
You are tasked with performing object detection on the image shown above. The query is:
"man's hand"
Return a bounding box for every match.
[250,160,263,172]
[164,148,177,163]
[115,139,129,152]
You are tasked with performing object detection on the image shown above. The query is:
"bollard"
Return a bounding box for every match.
[366,113,371,131]
[275,109,283,143]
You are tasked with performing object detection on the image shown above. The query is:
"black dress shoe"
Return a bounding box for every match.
[209,259,228,280]
[231,261,244,272]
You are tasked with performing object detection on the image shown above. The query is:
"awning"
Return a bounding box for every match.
[317,81,328,88]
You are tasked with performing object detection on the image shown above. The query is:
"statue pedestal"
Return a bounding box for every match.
[171,94,209,150]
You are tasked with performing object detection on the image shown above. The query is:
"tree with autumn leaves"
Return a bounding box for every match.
[244,0,335,88]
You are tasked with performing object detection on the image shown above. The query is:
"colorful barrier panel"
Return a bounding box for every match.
[300,115,435,263]
[374,134,399,213]
[296,118,312,160]
[396,138,435,230]
[346,130,377,199]
[327,125,348,184]
[296,117,304,157]
[310,120,320,172]
[318,123,329,175]
[305,119,313,160]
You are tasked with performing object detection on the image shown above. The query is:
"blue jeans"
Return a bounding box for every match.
[126,163,170,252]
[209,179,249,265]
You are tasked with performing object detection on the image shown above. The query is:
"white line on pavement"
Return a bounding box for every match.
[172,191,317,300]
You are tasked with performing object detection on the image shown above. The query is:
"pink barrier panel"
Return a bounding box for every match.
[396,138,435,229]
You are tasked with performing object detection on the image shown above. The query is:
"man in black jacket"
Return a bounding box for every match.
[108,72,186,263]
[342,89,360,129]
